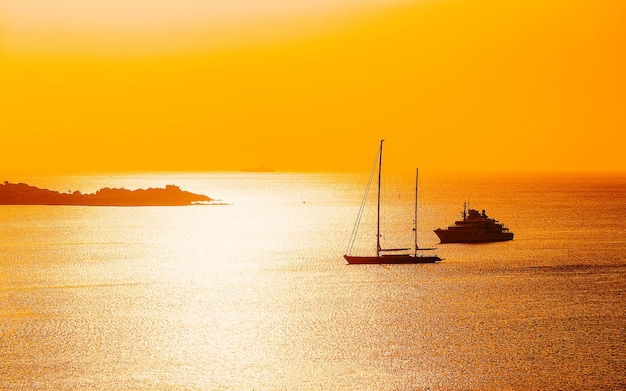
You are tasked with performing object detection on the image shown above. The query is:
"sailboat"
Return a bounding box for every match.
[344,140,442,264]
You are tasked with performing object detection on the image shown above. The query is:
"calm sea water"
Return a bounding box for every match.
[1,171,625,390]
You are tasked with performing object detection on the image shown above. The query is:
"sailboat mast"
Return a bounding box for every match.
[376,140,384,256]
[414,168,418,255]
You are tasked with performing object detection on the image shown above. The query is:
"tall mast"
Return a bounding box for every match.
[376,139,384,256]
[414,167,419,255]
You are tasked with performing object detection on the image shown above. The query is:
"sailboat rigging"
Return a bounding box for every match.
[344,140,441,264]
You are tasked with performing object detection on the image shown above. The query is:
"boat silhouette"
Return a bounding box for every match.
[344,140,441,264]
[434,204,514,243]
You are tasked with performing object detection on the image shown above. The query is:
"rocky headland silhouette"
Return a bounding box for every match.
[0,181,212,206]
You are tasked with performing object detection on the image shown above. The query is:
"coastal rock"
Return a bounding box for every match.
[0,181,212,206]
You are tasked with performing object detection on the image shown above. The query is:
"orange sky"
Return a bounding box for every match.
[1,0,625,173]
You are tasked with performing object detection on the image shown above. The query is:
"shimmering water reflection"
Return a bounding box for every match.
[1,172,624,390]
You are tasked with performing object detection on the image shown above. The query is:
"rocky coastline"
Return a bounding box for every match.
[0,181,212,206]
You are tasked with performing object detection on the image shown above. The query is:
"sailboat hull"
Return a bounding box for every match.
[344,254,441,264]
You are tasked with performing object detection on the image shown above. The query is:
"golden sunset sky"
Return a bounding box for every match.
[1,0,624,173]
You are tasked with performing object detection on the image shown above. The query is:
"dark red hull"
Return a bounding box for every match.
[344,254,441,264]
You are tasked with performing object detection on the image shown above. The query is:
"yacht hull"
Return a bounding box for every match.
[434,229,513,243]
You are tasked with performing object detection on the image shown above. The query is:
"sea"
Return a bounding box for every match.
[1,171,624,390]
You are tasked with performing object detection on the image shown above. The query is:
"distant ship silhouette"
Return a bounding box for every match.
[241,166,275,173]
[0,181,212,206]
